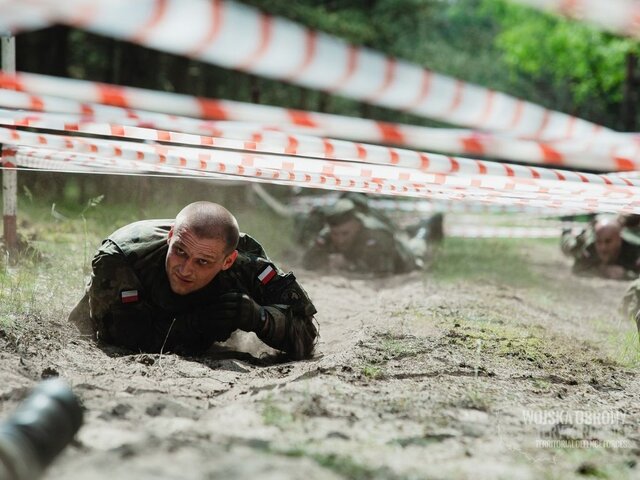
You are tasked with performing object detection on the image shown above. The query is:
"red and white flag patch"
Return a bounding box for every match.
[257,265,276,285]
[121,290,139,304]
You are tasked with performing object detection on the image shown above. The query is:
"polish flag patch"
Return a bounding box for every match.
[257,265,276,285]
[121,290,139,304]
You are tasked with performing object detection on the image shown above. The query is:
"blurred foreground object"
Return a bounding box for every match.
[0,379,83,480]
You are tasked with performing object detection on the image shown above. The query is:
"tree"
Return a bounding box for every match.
[483,0,640,130]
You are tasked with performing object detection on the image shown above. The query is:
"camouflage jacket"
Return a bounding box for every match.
[88,220,318,359]
[561,227,640,279]
[302,213,419,275]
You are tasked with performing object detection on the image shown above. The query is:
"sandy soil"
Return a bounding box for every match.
[0,239,639,480]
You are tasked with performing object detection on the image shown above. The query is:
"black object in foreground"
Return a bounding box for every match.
[0,379,83,480]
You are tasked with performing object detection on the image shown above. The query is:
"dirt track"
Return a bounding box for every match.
[0,238,639,479]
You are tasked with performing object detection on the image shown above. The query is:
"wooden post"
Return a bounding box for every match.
[1,35,17,255]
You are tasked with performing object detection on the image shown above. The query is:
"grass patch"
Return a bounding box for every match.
[606,330,640,369]
[458,388,493,412]
[261,397,295,429]
[357,331,428,380]
[281,449,405,480]
[432,237,549,289]
[447,318,547,365]
[360,364,384,380]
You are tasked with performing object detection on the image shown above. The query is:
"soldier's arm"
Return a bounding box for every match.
[88,243,158,351]
[560,229,583,257]
[250,264,318,359]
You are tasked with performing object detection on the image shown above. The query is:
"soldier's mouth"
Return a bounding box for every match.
[174,272,193,283]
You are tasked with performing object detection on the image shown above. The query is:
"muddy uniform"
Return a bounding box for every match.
[87,220,317,359]
[302,213,420,275]
[561,227,640,279]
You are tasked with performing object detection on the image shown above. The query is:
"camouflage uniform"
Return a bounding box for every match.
[302,212,421,275]
[77,220,317,359]
[561,226,640,279]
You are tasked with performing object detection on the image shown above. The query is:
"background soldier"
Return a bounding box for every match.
[561,215,640,280]
[301,196,443,276]
[69,202,318,360]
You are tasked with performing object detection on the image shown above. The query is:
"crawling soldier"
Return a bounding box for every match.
[68,201,318,359]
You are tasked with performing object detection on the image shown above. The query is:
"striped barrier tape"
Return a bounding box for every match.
[1,86,639,172]
[7,144,638,215]
[0,0,616,141]
[2,109,639,189]
[3,127,640,214]
[510,0,640,38]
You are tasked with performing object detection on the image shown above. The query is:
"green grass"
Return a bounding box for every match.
[261,396,295,429]
[447,317,548,365]
[431,237,551,289]
[360,364,384,380]
[281,448,406,480]
[607,330,640,368]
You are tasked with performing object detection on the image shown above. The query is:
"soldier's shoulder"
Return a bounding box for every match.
[108,219,173,258]
[109,219,172,243]
[237,232,270,259]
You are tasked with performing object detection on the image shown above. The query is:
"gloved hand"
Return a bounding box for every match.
[212,292,266,333]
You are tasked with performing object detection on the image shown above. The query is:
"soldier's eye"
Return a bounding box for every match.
[176,247,186,256]
[197,259,209,266]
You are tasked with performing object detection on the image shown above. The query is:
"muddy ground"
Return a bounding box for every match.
[0,234,639,480]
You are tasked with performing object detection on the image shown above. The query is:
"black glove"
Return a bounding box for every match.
[213,292,266,333]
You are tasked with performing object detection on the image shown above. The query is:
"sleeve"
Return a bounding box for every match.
[88,242,160,351]
[564,234,600,277]
[560,229,583,257]
[250,264,318,360]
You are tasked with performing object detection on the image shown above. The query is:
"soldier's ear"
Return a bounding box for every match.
[222,250,238,271]
[167,227,174,244]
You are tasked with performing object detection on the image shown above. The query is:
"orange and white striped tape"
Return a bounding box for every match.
[3,127,640,214]
[1,109,638,189]
[0,0,616,141]
[1,77,638,171]
[8,144,639,215]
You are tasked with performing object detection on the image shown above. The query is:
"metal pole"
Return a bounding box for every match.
[1,35,17,256]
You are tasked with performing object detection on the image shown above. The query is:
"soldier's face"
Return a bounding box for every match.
[165,226,237,295]
[595,226,622,264]
[329,218,362,253]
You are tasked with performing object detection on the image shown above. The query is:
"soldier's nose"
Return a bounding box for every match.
[178,261,193,276]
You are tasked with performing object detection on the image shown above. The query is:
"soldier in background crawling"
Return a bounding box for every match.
[68,202,318,359]
[300,194,444,276]
[561,215,640,280]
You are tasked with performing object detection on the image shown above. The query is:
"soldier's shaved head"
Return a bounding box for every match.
[174,201,239,254]
[594,217,622,264]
